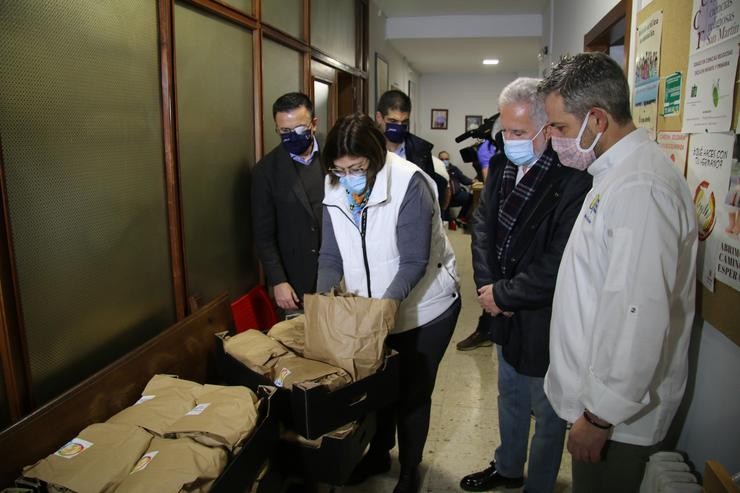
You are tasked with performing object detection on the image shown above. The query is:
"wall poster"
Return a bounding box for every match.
[634,10,664,139]
[715,136,740,291]
[687,132,736,291]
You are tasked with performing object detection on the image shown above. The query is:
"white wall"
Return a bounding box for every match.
[417,73,525,176]
[676,323,740,475]
[548,0,622,59]
[368,1,420,129]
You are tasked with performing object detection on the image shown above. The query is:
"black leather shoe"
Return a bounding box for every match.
[456,330,493,351]
[460,462,524,491]
[393,466,419,493]
[346,449,391,485]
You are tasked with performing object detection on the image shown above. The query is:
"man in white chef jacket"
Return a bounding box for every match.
[537,52,698,493]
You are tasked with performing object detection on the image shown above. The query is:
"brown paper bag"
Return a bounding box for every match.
[269,353,352,390]
[221,330,291,377]
[22,423,152,493]
[267,315,306,356]
[165,385,258,451]
[303,292,398,380]
[142,374,203,396]
[107,388,196,436]
[115,437,228,493]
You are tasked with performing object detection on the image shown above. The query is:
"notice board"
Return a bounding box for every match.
[637,0,740,346]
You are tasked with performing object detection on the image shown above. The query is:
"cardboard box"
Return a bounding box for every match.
[215,332,400,440]
[278,412,377,486]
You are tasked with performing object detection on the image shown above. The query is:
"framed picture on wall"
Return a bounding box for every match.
[375,53,389,108]
[465,115,483,131]
[431,109,448,129]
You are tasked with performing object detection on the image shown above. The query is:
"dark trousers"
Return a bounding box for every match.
[450,189,473,219]
[370,296,461,468]
[572,440,662,493]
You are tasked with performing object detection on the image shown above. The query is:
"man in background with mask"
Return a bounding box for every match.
[539,53,697,493]
[375,90,447,204]
[460,77,591,493]
[252,92,323,313]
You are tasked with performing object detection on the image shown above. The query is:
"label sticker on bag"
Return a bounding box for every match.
[186,403,210,416]
[274,368,291,387]
[55,438,93,459]
[130,451,159,474]
[134,395,155,406]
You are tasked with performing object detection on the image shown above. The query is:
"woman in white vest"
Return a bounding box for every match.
[317,113,461,493]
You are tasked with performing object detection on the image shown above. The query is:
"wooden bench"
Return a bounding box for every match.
[0,294,236,487]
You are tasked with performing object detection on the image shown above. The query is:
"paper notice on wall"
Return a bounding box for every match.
[687,132,735,291]
[634,11,664,140]
[658,132,690,176]
[663,72,682,117]
[682,40,739,133]
[715,138,740,291]
[689,0,739,56]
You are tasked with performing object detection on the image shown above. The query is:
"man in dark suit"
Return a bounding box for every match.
[374,90,447,202]
[251,92,323,311]
[460,78,592,493]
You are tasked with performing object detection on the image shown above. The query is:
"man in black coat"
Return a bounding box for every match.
[251,92,323,311]
[374,90,447,202]
[459,78,592,493]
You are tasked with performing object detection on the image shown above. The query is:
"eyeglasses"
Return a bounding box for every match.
[277,124,311,135]
[328,166,367,177]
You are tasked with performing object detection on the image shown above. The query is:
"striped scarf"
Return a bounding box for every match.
[495,147,557,273]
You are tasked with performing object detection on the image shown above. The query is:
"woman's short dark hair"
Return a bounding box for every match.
[322,113,388,187]
[538,52,632,124]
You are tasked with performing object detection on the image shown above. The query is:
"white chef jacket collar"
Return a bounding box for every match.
[588,128,650,178]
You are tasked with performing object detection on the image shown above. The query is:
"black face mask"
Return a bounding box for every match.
[280,127,313,155]
[384,122,408,144]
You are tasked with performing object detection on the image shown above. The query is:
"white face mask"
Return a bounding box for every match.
[551,112,602,170]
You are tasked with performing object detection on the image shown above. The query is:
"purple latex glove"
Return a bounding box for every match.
[476,141,497,169]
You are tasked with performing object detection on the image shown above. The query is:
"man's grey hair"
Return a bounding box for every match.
[537,52,632,124]
[498,77,547,128]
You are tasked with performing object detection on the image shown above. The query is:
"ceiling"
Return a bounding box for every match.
[373,0,549,75]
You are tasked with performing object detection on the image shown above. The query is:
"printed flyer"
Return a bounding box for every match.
[657,131,690,176]
[686,132,735,291]
[682,39,739,133]
[634,10,664,139]
[683,0,739,132]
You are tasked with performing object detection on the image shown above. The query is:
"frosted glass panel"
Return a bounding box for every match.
[220,0,251,14]
[0,1,175,404]
[310,0,356,67]
[313,80,330,148]
[174,3,257,303]
[262,0,302,39]
[262,39,302,152]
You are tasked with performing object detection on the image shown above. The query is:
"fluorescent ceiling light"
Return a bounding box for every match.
[483,59,500,65]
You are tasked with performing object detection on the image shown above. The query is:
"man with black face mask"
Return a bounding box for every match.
[252,92,323,313]
[375,90,447,204]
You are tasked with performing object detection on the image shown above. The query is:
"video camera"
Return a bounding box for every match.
[456,113,501,164]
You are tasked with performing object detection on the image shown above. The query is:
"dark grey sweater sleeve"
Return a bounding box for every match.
[383,173,433,300]
[317,207,344,293]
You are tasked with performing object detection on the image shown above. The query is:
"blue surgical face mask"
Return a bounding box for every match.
[280,126,313,155]
[384,122,408,144]
[503,125,546,166]
[339,174,367,194]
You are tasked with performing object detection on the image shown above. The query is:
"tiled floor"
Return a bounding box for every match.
[332,227,573,493]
